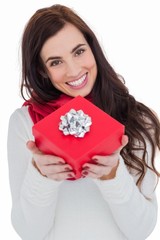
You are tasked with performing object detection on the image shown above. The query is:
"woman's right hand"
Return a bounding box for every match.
[26,140,75,181]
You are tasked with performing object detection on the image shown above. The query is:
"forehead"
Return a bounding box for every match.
[40,23,88,58]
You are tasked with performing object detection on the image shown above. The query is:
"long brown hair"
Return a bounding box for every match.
[20,4,160,186]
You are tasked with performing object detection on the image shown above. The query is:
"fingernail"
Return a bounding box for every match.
[82,175,86,178]
[58,161,65,164]
[83,166,90,170]
[82,171,88,176]
[65,167,72,171]
[92,158,98,163]
[68,173,75,178]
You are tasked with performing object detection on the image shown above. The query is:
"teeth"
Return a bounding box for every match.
[67,74,86,87]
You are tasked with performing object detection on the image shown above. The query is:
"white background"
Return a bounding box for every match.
[0,0,159,239]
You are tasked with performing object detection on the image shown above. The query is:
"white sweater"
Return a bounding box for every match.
[7,106,158,240]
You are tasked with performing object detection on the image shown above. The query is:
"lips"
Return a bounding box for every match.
[66,73,87,89]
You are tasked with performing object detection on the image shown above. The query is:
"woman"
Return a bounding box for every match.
[7,4,160,240]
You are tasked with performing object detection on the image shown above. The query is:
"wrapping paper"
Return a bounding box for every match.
[32,96,125,179]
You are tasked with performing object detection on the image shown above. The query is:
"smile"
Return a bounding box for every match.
[67,74,87,87]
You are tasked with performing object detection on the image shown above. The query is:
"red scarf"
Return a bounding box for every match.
[23,94,92,124]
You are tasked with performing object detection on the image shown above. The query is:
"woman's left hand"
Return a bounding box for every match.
[81,135,128,180]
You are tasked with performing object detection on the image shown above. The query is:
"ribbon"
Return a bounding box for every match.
[59,109,92,138]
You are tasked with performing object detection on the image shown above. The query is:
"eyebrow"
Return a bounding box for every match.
[71,43,86,54]
[45,43,86,63]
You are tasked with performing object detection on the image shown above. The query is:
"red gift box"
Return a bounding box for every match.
[32,96,125,179]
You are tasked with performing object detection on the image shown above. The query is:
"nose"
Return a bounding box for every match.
[66,59,81,78]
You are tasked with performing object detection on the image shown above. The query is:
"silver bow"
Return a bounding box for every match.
[59,109,92,138]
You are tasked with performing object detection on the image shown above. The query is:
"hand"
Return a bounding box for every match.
[81,135,128,180]
[26,140,75,181]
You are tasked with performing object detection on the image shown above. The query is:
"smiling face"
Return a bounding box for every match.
[40,23,97,97]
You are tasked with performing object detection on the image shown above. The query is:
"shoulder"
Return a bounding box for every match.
[9,106,33,125]
[8,106,34,139]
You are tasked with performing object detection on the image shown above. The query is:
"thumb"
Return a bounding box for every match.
[121,135,128,147]
[113,135,128,154]
[116,135,128,153]
[26,140,41,154]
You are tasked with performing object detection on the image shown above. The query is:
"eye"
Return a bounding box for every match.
[50,60,62,67]
[75,48,85,57]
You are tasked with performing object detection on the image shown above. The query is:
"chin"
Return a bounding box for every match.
[74,90,92,98]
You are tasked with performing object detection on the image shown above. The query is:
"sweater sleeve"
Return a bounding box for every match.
[93,151,159,240]
[7,108,62,240]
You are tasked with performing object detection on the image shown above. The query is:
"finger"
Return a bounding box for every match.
[82,170,97,178]
[48,171,76,181]
[41,164,73,175]
[82,169,111,179]
[90,153,119,166]
[34,154,66,166]
[121,134,128,147]
[82,163,112,176]
[112,135,128,154]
